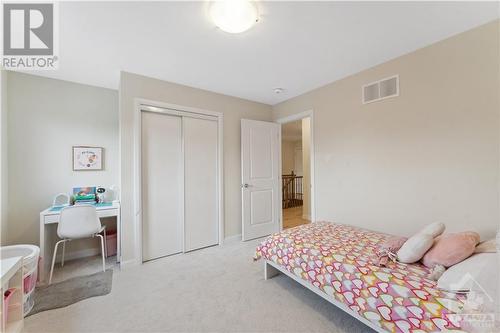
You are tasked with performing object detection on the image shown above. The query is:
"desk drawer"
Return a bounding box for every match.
[44,215,60,224]
[97,209,119,218]
[43,208,118,224]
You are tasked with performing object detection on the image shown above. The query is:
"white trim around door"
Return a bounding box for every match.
[275,110,316,230]
[133,98,224,264]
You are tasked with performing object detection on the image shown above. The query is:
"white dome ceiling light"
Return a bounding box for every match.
[209,1,259,34]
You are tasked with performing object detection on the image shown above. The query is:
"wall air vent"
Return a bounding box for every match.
[362,75,399,104]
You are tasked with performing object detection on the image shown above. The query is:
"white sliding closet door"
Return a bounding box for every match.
[141,111,183,261]
[183,117,218,251]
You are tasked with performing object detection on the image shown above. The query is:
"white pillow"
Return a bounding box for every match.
[397,233,434,263]
[465,255,499,314]
[419,222,445,238]
[437,253,498,291]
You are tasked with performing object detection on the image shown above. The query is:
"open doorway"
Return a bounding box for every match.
[281,117,311,229]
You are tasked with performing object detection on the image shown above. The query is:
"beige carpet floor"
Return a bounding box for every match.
[26,239,374,333]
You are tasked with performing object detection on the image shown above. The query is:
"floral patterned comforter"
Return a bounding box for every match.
[255,222,467,333]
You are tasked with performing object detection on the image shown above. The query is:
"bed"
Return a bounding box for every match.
[254,222,468,333]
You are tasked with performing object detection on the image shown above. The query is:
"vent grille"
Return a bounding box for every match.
[362,75,399,104]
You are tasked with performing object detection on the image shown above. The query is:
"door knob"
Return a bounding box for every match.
[242,183,251,188]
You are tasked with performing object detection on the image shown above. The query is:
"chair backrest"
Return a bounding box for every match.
[58,206,101,239]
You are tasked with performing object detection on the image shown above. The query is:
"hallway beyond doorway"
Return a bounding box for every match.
[281,116,312,230]
[283,206,310,229]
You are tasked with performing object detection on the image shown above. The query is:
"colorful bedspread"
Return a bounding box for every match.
[255,222,467,333]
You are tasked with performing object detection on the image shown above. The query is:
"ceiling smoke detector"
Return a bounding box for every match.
[274,88,284,94]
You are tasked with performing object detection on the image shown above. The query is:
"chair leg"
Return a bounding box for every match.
[61,241,66,267]
[49,240,65,285]
[97,234,106,272]
[103,227,107,258]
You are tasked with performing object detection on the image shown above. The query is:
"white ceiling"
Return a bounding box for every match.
[26,1,499,105]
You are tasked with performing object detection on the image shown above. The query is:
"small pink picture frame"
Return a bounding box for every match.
[72,146,104,171]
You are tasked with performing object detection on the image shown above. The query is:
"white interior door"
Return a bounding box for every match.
[241,119,280,241]
[184,116,219,251]
[141,111,183,261]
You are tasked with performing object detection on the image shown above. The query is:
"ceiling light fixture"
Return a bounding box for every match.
[210,1,259,34]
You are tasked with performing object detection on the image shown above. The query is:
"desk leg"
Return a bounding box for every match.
[39,213,45,284]
[117,208,121,263]
[39,218,55,285]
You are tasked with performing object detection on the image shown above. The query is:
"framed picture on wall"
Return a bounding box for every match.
[73,146,104,171]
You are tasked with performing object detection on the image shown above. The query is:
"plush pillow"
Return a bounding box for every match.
[422,232,480,268]
[397,233,434,263]
[375,236,407,266]
[437,253,498,293]
[379,236,408,253]
[474,239,497,253]
[419,222,445,238]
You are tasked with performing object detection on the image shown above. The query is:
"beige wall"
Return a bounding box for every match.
[273,20,500,239]
[301,118,311,220]
[119,72,272,264]
[1,71,7,245]
[3,19,498,260]
[5,72,119,256]
[282,140,300,174]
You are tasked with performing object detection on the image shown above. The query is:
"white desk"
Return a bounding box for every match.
[39,202,121,283]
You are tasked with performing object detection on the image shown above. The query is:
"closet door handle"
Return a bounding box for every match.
[242,183,252,188]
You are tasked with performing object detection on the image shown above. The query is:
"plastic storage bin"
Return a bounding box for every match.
[0,245,40,316]
[3,288,16,324]
[106,230,117,257]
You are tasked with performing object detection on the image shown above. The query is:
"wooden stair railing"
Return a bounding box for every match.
[282,172,303,209]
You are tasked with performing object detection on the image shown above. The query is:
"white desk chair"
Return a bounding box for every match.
[49,206,107,284]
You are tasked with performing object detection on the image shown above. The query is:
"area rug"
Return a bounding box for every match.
[28,269,113,316]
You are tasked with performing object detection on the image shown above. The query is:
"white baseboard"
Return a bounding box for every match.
[117,234,243,269]
[120,258,141,269]
[223,234,242,244]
